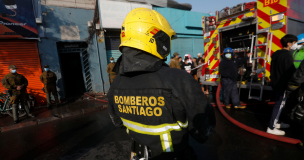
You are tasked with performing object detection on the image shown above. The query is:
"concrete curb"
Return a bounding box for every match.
[0,105,108,132]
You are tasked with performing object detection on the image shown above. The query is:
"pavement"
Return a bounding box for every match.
[0,105,304,160]
[0,96,108,132]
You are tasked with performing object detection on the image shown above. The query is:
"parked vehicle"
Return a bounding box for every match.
[202,0,304,101]
[0,90,37,117]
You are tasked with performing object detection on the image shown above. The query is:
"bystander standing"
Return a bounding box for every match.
[267,34,298,135]
[181,57,194,74]
[169,52,181,69]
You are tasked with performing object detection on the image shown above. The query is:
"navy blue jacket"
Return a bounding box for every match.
[219,56,248,81]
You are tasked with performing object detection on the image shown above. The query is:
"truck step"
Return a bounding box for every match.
[257,28,270,34]
[252,57,266,60]
[249,96,261,100]
[250,83,261,87]
[256,43,268,47]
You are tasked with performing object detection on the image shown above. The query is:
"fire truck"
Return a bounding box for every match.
[202,0,304,101]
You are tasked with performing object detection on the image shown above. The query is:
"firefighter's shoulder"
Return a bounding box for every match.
[160,66,194,81]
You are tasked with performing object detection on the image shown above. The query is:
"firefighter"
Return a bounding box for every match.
[169,52,181,69]
[107,57,117,84]
[219,47,252,109]
[107,8,216,160]
[40,65,59,108]
[292,33,304,69]
[1,65,35,123]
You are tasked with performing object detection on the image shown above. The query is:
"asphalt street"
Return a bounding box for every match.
[0,106,304,160]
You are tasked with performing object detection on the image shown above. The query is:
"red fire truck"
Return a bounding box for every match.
[202,0,304,101]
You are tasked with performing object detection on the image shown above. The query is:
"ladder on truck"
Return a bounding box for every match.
[248,28,273,101]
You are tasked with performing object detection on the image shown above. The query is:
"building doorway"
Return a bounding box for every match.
[59,52,86,98]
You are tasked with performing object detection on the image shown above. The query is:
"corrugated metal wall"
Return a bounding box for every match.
[170,38,204,59]
[106,50,122,63]
[0,40,45,105]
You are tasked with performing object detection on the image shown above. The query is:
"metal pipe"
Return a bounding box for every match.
[250,35,255,63]
[267,32,273,62]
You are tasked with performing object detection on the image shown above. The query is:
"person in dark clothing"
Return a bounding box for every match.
[267,34,298,135]
[219,47,252,109]
[181,57,194,74]
[178,57,182,66]
[287,59,304,130]
[108,8,216,160]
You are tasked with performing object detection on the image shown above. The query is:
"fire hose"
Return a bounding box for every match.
[216,81,303,146]
[84,92,108,103]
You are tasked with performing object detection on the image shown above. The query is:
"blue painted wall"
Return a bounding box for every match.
[153,7,208,62]
[38,5,106,98]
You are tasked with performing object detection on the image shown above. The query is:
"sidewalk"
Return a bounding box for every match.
[0,99,108,132]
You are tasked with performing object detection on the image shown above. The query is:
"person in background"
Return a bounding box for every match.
[1,65,35,123]
[193,58,198,81]
[219,47,252,109]
[292,33,304,68]
[267,34,298,136]
[184,54,192,63]
[181,57,194,74]
[198,55,209,94]
[197,58,203,83]
[197,53,202,63]
[169,52,181,69]
[290,33,304,56]
[178,56,182,66]
[107,57,117,84]
[40,65,59,109]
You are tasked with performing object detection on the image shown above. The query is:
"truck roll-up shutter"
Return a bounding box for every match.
[0,40,45,105]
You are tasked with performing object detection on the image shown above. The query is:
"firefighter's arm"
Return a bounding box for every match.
[237,55,249,65]
[107,79,124,128]
[1,76,15,89]
[181,74,216,143]
[219,62,229,77]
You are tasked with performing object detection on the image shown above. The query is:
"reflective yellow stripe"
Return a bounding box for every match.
[167,132,174,152]
[160,134,166,152]
[161,133,171,152]
[121,118,188,152]
[121,118,188,135]
[178,121,188,128]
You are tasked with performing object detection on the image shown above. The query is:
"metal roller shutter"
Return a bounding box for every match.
[105,31,122,64]
[106,50,122,63]
[105,37,121,50]
[0,40,45,105]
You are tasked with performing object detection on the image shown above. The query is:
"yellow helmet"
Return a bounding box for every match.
[119,8,176,59]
